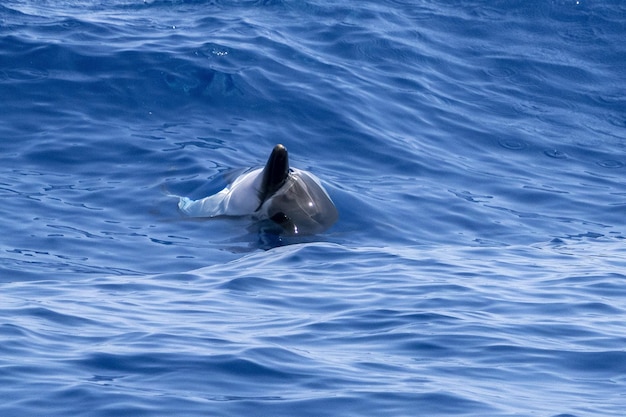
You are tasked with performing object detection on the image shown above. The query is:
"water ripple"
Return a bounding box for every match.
[1,1,625,416]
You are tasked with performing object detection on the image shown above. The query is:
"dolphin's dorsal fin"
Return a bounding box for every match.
[259,144,290,204]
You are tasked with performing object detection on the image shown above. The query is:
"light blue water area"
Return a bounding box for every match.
[1,1,625,416]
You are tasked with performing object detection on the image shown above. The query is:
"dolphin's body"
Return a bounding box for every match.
[178,144,338,235]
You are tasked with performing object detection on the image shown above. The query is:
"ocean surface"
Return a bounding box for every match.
[1,1,625,416]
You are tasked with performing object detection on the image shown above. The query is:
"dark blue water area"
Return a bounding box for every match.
[1,1,626,416]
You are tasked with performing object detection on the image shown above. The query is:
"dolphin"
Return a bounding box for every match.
[178,144,338,235]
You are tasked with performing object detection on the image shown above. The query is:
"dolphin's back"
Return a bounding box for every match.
[178,168,263,217]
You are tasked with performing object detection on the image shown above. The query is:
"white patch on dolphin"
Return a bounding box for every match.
[178,144,338,235]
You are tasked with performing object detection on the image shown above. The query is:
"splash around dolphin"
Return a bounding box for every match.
[178,144,338,235]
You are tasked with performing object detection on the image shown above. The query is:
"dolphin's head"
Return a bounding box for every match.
[263,170,338,235]
[257,145,338,235]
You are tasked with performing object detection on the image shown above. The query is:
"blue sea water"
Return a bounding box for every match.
[1,0,625,415]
